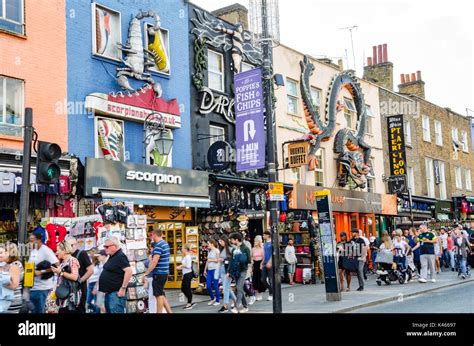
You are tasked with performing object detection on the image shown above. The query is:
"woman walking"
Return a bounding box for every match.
[51,240,81,313]
[336,232,352,292]
[217,236,236,313]
[204,239,220,306]
[454,230,471,279]
[434,230,442,274]
[178,244,196,310]
[0,243,23,313]
[251,235,265,300]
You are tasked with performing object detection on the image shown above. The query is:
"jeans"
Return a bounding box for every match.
[261,266,273,295]
[449,250,455,269]
[86,282,99,313]
[104,291,126,314]
[30,290,49,314]
[236,272,247,309]
[356,260,365,288]
[458,256,467,275]
[394,255,406,271]
[181,272,193,304]
[206,269,220,302]
[420,254,436,280]
[441,248,450,268]
[371,251,378,270]
[220,266,236,306]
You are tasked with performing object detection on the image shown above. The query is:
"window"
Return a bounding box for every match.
[286,78,299,115]
[365,105,374,135]
[0,0,23,34]
[407,166,415,195]
[466,169,472,191]
[404,121,412,146]
[290,167,300,183]
[92,3,122,61]
[438,161,447,200]
[434,120,442,146]
[0,76,23,137]
[422,115,430,142]
[209,125,225,146]
[310,87,321,107]
[455,166,462,190]
[314,148,324,187]
[241,62,253,72]
[95,117,125,161]
[452,127,459,142]
[425,158,435,198]
[144,23,170,75]
[366,161,375,193]
[343,98,356,130]
[461,131,469,152]
[208,50,224,92]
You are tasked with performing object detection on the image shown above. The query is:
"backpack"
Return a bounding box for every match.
[191,261,199,279]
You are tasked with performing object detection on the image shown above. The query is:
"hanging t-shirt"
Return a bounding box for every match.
[114,204,131,224]
[59,176,71,194]
[238,187,248,209]
[46,183,59,195]
[461,200,468,213]
[0,172,16,193]
[14,173,36,193]
[97,204,116,224]
[45,224,67,252]
[216,184,228,210]
[230,186,240,208]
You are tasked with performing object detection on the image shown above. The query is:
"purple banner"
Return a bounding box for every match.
[234,68,266,172]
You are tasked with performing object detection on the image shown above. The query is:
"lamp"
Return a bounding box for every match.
[143,112,174,164]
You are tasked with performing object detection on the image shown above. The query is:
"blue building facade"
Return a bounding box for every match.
[66,0,191,168]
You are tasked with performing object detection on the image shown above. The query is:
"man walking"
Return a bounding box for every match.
[284,238,297,285]
[67,237,94,313]
[414,224,438,283]
[99,237,132,313]
[351,229,367,291]
[228,232,251,313]
[28,231,59,313]
[143,229,172,314]
[439,228,449,270]
[261,230,273,300]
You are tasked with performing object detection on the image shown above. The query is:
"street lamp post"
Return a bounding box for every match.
[143,112,173,164]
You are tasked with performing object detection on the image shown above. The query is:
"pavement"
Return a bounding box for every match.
[164,270,473,313]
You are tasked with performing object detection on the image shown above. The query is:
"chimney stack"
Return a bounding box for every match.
[398,70,425,98]
[363,43,394,90]
[212,3,249,30]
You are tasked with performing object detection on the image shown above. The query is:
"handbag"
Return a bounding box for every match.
[55,280,72,300]
[342,257,358,272]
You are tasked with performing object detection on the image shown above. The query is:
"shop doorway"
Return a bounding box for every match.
[247,219,264,244]
[334,212,376,242]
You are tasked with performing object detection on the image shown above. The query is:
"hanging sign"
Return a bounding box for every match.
[288,142,309,168]
[234,68,266,172]
[207,141,232,171]
[387,115,407,194]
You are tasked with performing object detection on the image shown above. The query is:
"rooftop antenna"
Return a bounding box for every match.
[339,25,358,70]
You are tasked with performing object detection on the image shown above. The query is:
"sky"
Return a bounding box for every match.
[191,0,473,116]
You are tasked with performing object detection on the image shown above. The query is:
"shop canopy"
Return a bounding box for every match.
[99,191,211,208]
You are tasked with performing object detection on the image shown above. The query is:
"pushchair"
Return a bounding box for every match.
[375,250,410,285]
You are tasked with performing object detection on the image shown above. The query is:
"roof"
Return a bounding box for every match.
[212,3,248,16]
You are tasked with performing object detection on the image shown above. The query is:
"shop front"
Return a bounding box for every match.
[395,194,436,228]
[289,184,398,241]
[453,196,474,231]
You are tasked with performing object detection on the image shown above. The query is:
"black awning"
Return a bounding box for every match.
[210,173,292,190]
[400,194,437,204]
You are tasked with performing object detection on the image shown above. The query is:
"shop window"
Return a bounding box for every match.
[407,166,415,195]
[466,169,472,191]
[461,131,469,152]
[95,117,125,162]
[438,161,447,200]
[422,115,430,142]
[209,125,225,146]
[434,120,442,146]
[404,120,412,146]
[241,62,253,72]
[314,148,324,187]
[286,78,299,115]
[0,0,23,34]
[144,22,170,75]
[0,76,23,137]
[455,166,462,190]
[92,3,122,61]
[425,158,435,198]
[207,50,224,92]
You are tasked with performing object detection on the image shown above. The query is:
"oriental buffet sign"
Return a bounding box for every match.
[288,142,310,168]
[199,87,235,124]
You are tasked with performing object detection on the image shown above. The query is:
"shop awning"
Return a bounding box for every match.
[210,173,293,190]
[99,191,211,208]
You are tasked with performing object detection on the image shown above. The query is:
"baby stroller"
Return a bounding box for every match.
[375,250,409,285]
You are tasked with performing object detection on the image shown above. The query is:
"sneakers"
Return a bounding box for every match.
[239,307,249,313]
[218,306,228,313]
[431,279,436,283]
[213,301,221,306]
[418,278,427,283]
[267,295,273,301]
[356,287,364,291]
[230,307,239,314]
[208,300,215,306]
[255,294,263,301]
[248,296,256,305]
[183,303,196,310]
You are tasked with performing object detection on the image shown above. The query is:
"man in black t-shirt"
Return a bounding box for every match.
[99,237,132,314]
[351,229,367,291]
[67,237,93,313]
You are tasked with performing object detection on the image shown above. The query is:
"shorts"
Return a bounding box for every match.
[152,274,168,297]
[287,263,296,274]
[96,292,105,306]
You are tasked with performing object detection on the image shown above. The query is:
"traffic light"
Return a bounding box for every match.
[36,141,62,184]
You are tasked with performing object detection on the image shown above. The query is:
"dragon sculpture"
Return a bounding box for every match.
[300,55,372,189]
[116,10,170,96]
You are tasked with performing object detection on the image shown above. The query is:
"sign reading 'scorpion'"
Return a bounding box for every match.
[234,68,266,172]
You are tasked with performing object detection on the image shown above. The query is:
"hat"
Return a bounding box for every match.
[95,249,107,257]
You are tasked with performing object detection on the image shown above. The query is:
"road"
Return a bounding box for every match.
[351,280,474,313]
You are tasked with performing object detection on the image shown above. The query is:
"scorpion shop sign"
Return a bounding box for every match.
[387,115,407,193]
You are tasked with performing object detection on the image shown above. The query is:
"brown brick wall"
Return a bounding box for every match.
[363,62,394,91]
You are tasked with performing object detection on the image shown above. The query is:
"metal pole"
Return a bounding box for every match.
[408,188,414,228]
[261,0,282,313]
[349,28,356,71]
[18,108,33,247]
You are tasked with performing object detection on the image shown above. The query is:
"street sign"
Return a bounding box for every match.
[387,174,407,194]
[268,182,284,201]
[288,141,309,167]
[234,68,266,172]
[315,190,341,301]
[387,115,407,176]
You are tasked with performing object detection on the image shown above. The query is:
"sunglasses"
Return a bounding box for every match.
[104,244,115,249]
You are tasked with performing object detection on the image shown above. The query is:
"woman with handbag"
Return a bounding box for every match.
[51,241,81,314]
[0,243,23,313]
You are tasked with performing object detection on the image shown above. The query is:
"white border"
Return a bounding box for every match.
[91,2,122,63]
[143,21,171,76]
[94,114,126,162]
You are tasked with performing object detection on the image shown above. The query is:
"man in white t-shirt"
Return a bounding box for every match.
[28,231,59,313]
